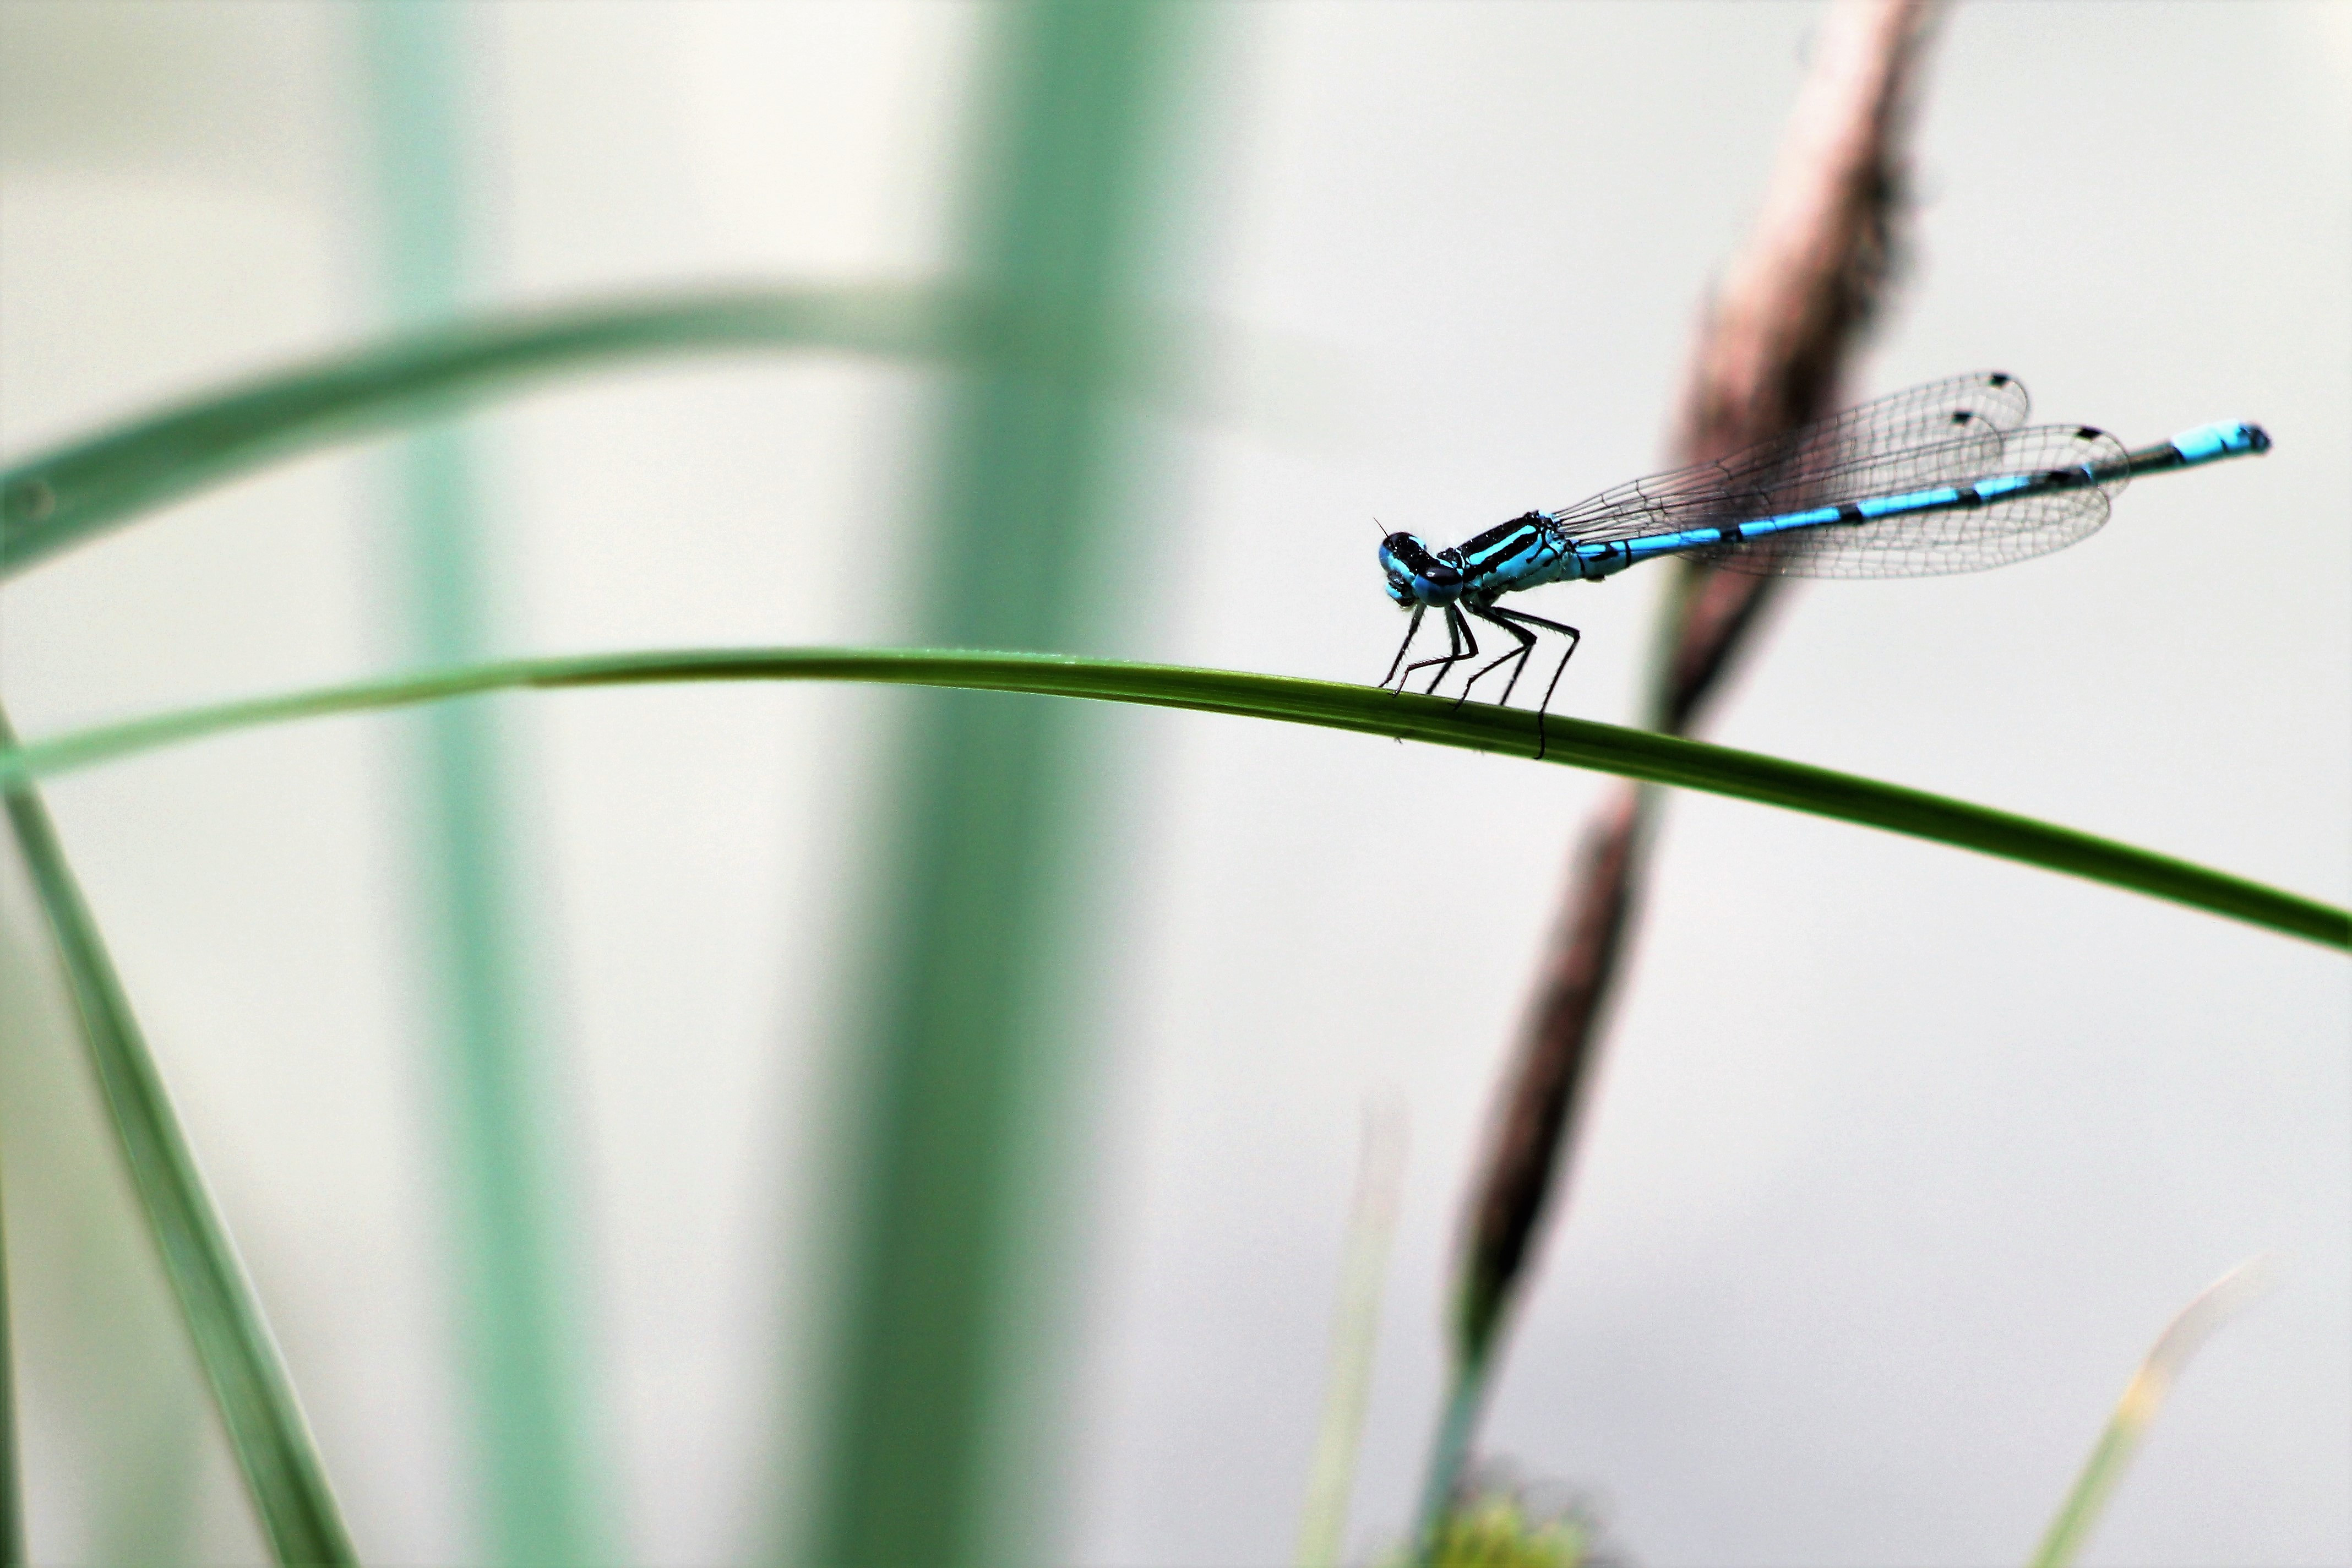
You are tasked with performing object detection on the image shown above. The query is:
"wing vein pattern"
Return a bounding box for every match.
[1547,372,2131,579]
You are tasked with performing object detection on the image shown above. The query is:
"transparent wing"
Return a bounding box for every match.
[1549,372,2033,546]
[1692,424,2132,579]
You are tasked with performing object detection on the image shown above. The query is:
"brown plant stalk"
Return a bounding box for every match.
[1449,0,1946,1448]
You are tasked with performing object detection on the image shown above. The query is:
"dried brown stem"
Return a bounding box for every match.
[1453,0,1945,1363]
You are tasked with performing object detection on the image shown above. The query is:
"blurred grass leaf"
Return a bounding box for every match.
[0,903,227,1564]
[0,284,1235,580]
[1295,1102,1409,1568]
[357,9,598,1559]
[2028,1259,2272,1568]
[0,706,354,1565]
[1,649,2341,952]
[0,285,962,575]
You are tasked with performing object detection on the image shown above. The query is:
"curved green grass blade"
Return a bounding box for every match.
[2028,1258,2271,1568]
[0,285,983,576]
[0,706,355,1564]
[1,649,2340,950]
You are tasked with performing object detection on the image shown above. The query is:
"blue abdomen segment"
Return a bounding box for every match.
[1589,461,2100,572]
[1608,504,1850,567]
[2169,421,2270,467]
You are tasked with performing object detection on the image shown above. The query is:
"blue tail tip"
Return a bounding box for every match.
[2171,420,2272,465]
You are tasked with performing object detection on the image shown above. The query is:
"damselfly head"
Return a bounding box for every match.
[1378,531,1461,607]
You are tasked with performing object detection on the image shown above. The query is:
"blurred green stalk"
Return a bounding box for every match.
[1296,1107,1410,1568]
[798,4,1200,1562]
[0,1139,20,1566]
[359,10,600,1562]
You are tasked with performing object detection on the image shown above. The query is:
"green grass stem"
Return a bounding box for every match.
[1411,1351,1491,1565]
[793,7,1202,1563]
[0,649,2337,952]
[0,705,355,1564]
[359,10,598,1559]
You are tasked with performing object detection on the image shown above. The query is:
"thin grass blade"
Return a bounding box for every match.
[2028,1258,2272,1568]
[0,650,2338,954]
[0,705,355,1564]
[1296,1102,1409,1568]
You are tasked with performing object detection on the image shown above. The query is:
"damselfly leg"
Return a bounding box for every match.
[1399,603,1477,694]
[1460,602,1581,759]
[1456,605,1534,707]
[1507,607,1581,760]
[1380,603,1426,690]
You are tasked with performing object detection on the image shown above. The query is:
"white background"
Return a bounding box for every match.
[2,4,2345,1565]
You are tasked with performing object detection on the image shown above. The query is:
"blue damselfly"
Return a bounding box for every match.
[1376,372,2269,750]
